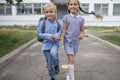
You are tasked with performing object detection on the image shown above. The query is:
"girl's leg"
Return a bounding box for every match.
[67,54,75,80]
[43,50,55,78]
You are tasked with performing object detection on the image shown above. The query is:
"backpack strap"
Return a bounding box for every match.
[42,18,46,33]
[42,19,60,33]
[56,20,60,32]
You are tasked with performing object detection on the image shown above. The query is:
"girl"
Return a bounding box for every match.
[59,0,95,80]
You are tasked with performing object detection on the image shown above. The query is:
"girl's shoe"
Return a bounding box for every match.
[66,75,70,80]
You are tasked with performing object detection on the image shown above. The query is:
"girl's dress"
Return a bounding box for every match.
[63,13,85,55]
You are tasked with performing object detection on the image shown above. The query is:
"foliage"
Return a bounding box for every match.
[5,0,23,5]
[5,0,25,12]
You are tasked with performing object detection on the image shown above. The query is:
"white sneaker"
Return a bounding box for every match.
[66,75,70,80]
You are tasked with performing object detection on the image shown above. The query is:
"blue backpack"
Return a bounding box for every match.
[37,17,60,42]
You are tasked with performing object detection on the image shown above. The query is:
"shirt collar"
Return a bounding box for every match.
[70,13,80,18]
[47,18,55,23]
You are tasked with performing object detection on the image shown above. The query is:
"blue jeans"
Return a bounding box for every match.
[43,45,59,77]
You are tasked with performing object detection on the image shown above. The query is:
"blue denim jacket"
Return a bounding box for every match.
[37,19,62,50]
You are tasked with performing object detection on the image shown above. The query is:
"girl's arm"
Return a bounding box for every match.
[59,21,67,40]
[78,26,85,40]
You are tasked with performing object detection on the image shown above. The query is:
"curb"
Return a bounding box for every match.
[0,38,37,71]
[88,34,120,52]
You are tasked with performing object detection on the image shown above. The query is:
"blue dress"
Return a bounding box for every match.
[63,13,85,55]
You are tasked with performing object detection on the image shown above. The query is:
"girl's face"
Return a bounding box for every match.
[68,0,79,14]
[44,7,56,21]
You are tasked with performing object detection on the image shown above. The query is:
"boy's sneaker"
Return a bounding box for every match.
[51,77,55,80]
[66,75,70,80]
[54,65,60,75]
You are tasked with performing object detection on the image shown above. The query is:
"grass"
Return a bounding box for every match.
[0,26,120,58]
[85,26,120,46]
[100,35,120,46]
[85,26,120,31]
[0,25,37,30]
[0,31,36,58]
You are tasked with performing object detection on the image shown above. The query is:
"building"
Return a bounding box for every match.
[0,0,50,26]
[0,0,120,26]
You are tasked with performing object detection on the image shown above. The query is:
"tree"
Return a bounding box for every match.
[5,0,25,12]
[5,0,23,6]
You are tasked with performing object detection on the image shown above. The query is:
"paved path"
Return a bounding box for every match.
[0,35,120,80]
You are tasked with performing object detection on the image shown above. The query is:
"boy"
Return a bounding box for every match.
[37,2,62,80]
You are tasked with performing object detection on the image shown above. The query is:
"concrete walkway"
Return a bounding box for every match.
[0,34,120,80]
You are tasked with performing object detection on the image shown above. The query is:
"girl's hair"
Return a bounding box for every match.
[43,2,57,12]
[68,0,91,14]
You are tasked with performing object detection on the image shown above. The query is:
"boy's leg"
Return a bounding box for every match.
[50,45,60,75]
[43,50,55,78]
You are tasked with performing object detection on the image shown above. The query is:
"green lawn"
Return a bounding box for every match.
[85,26,120,31]
[0,26,120,58]
[0,31,36,58]
[85,26,120,46]
[100,35,120,46]
[0,25,37,30]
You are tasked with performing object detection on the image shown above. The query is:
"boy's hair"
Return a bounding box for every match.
[68,0,91,14]
[43,2,57,12]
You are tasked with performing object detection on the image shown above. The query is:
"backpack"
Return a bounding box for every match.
[37,17,60,42]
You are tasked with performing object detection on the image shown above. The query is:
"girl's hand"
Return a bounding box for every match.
[57,37,63,41]
[53,38,59,42]
[78,34,84,40]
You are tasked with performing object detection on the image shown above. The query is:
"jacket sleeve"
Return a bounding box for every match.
[54,23,62,38]
[37,21,51,40]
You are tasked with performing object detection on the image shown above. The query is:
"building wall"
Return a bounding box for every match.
[80,0,120,26]
[0,0,50,26]
[0,0,120,26]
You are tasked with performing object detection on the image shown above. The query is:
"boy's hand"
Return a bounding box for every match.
[50,35,60,42]
[53,38,59,42]
[50,35,55,40]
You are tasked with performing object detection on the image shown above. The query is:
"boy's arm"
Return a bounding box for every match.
[54,24,62,38]
[37,22,51,40]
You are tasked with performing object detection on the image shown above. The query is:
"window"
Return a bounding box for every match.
[17,3,46,15]
[94,4,108,16]
[113,4,120,16]
[17,4,23,14]
[34,3,41,14]
[80,3,89,15]
[0,4,12,15]
[24,3,32,14]
[17,3,32,14]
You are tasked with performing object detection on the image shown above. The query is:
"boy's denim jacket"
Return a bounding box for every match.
[37,19,62,50]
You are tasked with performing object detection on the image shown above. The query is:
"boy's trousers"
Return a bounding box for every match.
[43,45,59,77]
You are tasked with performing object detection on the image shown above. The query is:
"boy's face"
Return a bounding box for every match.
[44,7,56,21]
